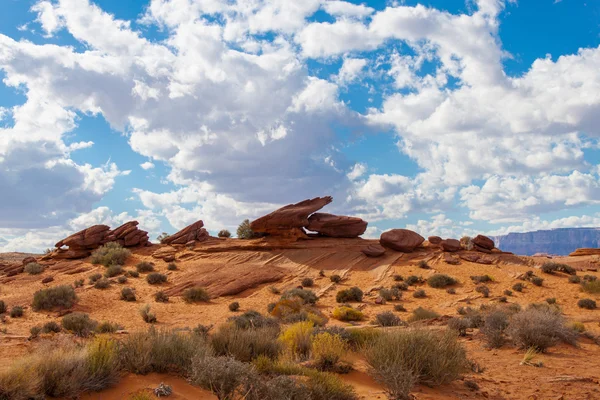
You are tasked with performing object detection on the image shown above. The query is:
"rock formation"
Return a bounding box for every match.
[428,236,442,245]
[107,221,149,247]
[441,239,461,252]
[306,213,367,238]
[161,220,209,245]
[570,248,600,257]
[361,244,386,257]
[251,196,333,238]
[473,235,495,253]
[380,229,424,252]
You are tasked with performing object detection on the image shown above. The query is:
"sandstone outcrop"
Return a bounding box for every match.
[428,236,442,245]
[161,220,209,245]
[306,213,367,238]
[107,221,149,247]
[441,239,461,252]
[251,196,333,238]
[380,229,424,252]
[361,244,386,257]
[473,235,494,251]
[569,248,600,257]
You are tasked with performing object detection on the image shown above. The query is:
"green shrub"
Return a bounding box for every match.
[394,304,406,312]
[74,279,84,288]
[146,272,167,285]
[218,229,232,238]
[481,310,509,348]
[475,285,490,297]
[546,297,557,305]
[94,278,111,289]
[121,288,136,302]
[531,276,544,287]
[42,321,61,333]
[374,311,403,327]
[330,274,342,283]
[136,261,155,273]
[417,260,429,269]
[365,328,467,399]
[540,262,576,275]
[104,265,123,278]
[393,282,409,291]
[301,277,314,287]
[88,273,102,284]
[405,275,423,286]
[583,274,597,282]
[269,298,327,326]
[32,285,77,311]
[470,275,493,283]
[117,275,127,284]
[447,317,470,336]
[504,289,513,296]
[212,324,281,362]
[507,306,577,351]
[311,333,347,371]
[62,312,98,337]
[90,242,130,267]
[127,270,140,278]
[229,302,240,312]
[155,291,169,303]
[228,310,278,330]
[408,307,439,322]
[237,219,258,239]
[10,306,23,318]
[278,321,313,359]
[190,355,255,399]
[412,289,426,298]
[183,287,210,303]
[512,282,525,292]
[95,321,121,333]
[140,304,156,323]
[332,306,364,322]
[167,263,177,271]
[568,275,581,284]
[24,262,44,275]
[379,288,400,301]
[269,286,280,294]
[446,288,456,294]
[282,288,318,305]
[582,280,600,294]
[577,298,597,309]
[427,274,457,288]
[30,325,42,338]
[335,287,363,303]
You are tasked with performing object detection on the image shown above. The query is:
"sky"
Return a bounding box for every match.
[1,0,600,252]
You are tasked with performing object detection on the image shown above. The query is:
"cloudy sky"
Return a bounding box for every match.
[1,0,600,252]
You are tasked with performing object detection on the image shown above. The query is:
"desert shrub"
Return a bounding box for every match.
[237,219,258,239]
[393,282,409,291]
[127,270,140,278]
[193,324,213,338]
[456,307,484,328]
[498,296,507,303]
[481,310,509,348]
[183,287,210,303]
[84,337,121,391]
[577,298,597,309]
[140,304,157,323]
[190,355,255,400]
[32,285,77,311]
[330,274,342,283]
[303,371,357,400]
[319,270,325,277]
[120,287,136,302]
[154,291,169,303]
[95,321,121,333]
[269,297,327,326]
[581,280,600,294]
[583,274,598,282]
[446,287,456,295]
[279,321,314,359]
[332,306,364,322]
[211,324,281,362]
[301,277,314,287]
[269,286,280,294]
[156,232,170,243]
[412,289,426,298]
[365,328,467,399]
[90,242,130,267]
[427,274,457,288]
[311,333,347,371]
[568,275,581,284]
[531,276,544,286]
[470,275,493,283]
[104,265,123,278]
[24,262,44,275]
[394,304,406,312]
[504,289,513,296]
[229,310,278,330]
[408,307,439,322]
[42,321,61,333]
[572,322,586,333]
[94,278,111,289]
[136,261,155,273]
[30,326,42,338]
[417,260,429,269]
[74,279,84,288]
[0,361,41,400]
[0,300,6,315]
[475,285,490,298]
[89,273,102,284]
[218,229,232,238]
[546,297,557,305]
[379,288,400,301]
[336,287,363,303]
[282,288,318,305]
[507,306,577,351]
[146,272,167,285]
[229,302,240,312]
[9,306,23,318]
[448,317,470,336]
[167,263,177,271]
[541,262,576,275]
[117,276,127,284]
[512,282,525,292]
[374,311,403,327]
[405,275,423,286]
[393,274,403,281]
[62,312,98,337]
[460,236,473,250]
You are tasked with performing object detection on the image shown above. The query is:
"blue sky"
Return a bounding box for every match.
[1,0,600,251]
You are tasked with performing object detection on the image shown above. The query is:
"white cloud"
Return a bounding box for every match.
[322,1,375,19]
[336,57,368,84]
[406,213,477,239]
[140,161,155,170]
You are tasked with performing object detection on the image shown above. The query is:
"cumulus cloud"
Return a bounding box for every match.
[140,161,155,170]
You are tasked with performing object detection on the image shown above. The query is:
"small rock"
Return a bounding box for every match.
[154,382,172,397]
[41,276,54,284]
[361,244,386,257]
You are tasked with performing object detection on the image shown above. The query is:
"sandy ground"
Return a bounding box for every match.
[1,237,600,399]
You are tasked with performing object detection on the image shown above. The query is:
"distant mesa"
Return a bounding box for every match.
[250,196,368,239]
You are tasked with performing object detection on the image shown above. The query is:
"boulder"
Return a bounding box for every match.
[361,244,386,257]
[161,220,209,245]
[55,225,111,249]
[306,213,367,238]
[251,196,333,238]
[22,256,37,266]
[380,229,424,252]
[473,244,492,254]
[441,239,461,252]
[473,235,494,251]
[108,221,149,247]
[152,246,177,261]
[428,236,442,245]
[443,253,460,265]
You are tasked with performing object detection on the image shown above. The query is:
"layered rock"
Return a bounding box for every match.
[306,213,367,238]
[251,196,333,238]
[161,220,209,245]
[55,225,111,249]
[361,244,386,257]
[380,229,424,252]
[108,221,149,247]
[570,248,600,257]
[473,235,495,252]
[441,239,461,252]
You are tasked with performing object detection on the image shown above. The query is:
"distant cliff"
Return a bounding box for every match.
[493,227,600,256]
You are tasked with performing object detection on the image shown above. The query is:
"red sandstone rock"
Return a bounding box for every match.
[473,244,492,253]
[441,239,461,252]
[251,196,333,238]
[428,236,442,245]
[306,213,367,238]
[473,234,494,250]
[22,256,37,266]
[162,220,209,245]
[443,253,460,265]
[380,229,424,252]
[361,244,386,257]
[55,225,111,249]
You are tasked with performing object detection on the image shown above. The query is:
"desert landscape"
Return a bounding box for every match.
[1,197,599,400]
